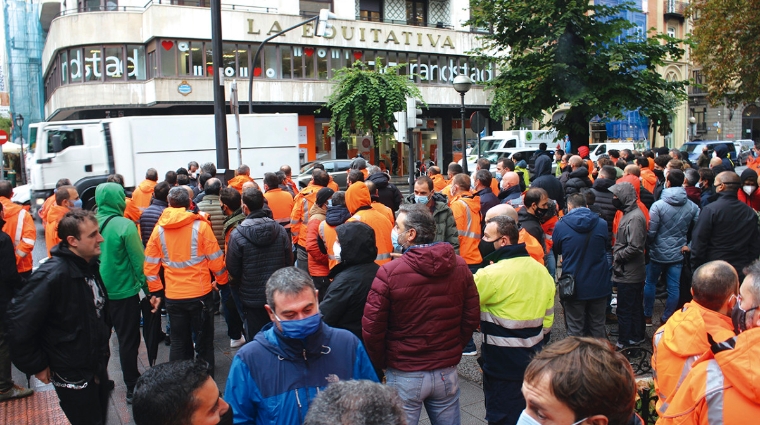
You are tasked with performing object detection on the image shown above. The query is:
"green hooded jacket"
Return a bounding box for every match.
[95,182,148,300]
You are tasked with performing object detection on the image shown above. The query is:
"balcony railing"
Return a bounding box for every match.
[54,0,278,18]
[664,0,687,18]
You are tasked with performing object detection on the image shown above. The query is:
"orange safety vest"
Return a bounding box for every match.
[651,302,735,416]
[290,184,323,247]
[264,188,295,229]
[1,197,36,273]
[144,208,228,300]
[131,179,157,211]
[519,229,545,265]
[228,175,253,194]
[371,201,395,226]
[45,204,69,256]
[319,220,340,270]
[450,193,482,265]
[348,208,393,266]
[658,330,760,425]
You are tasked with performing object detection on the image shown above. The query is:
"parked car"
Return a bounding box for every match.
[735,139,755,166]
[680,141,738,165]
[297,159,353,190]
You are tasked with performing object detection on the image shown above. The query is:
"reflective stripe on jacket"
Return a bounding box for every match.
[346,182,393,266]
[450,194,482,265]
[144,207,228,300]
[1,197,35,273]
[319,220,340,270]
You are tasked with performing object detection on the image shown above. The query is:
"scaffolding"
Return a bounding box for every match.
[3,0,45,146]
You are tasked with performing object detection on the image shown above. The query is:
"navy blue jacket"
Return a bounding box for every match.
[475,187,500,222]
[552,207,612,300]
[224,321,378,425]
[139,198,167,246]
[531,155,565,211]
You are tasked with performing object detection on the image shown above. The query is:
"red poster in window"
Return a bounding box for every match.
[161,40,174,50]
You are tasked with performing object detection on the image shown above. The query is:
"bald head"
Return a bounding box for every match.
[242,180,259,191]
[709,157,723,168]
[501,172,520,190]
[485,203,519,223]
[715,171,740,193]
[624,164,640,177]
[569,155,583,169]
[183,185,195,200]
[692,260,739,311]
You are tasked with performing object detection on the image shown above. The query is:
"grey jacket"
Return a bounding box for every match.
[610,182,647,283]
[648,187,699,264]
[405,192,460,253]
[196,194,226,252]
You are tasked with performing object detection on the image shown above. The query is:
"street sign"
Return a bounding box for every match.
[0,129,7,145]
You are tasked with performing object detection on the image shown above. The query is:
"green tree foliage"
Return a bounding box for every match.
[324,61,424,138]
[469,0,688,151]
[689,0,760,107]
[0,117,10,136]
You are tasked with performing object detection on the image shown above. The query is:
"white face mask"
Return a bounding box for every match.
[516,410,587,425]
[743,185,757,196]
[332,241,342,263]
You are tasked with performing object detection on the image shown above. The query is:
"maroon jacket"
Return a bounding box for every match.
[362,242,480,371]
[685,186,702,208]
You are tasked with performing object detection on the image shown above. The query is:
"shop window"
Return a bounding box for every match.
[222,43,237,79]
[281,46,293,79]
[160,40,177,77]
[178,41,191,77]
[104,46,125,80]
[264,45,280,79]
[191,42,204,76]
[147,51,156,79]
[84,47,102,82]
[237,45,250,78]
[127,45,147,80]
[60,51,68,85]
[316,47,328,79]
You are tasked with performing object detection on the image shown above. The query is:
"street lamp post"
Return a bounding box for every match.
[689,116,696,142]
[14,114,25,185]
[453,75,472,175]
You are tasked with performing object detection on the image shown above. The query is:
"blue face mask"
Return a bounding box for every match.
[495,172,502,181]
[391,228,403,252]
[415,195,429,205]
[72,198,83,209]
[274,313,322,340]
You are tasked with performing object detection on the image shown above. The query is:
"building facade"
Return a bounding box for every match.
[38,0,496,168]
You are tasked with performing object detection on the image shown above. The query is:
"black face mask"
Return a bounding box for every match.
[731,302,758,334]
[612,198,625,211]
[0,217,4,229]
[534,206,549,218]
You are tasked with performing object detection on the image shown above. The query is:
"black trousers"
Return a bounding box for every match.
[109,294,141,390]
[241,307,272,342]
[0,316,12,392]
[53,367,110,425]
[483,374,524,425]
[616,281,645,345]
[167,293,215,377]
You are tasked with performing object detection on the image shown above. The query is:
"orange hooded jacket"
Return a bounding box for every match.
[38,194,56,223]
[651,301,736,416]
[264,188,295,230]
[431,174,447,192]
[290,183,324,247]
[305,204,329,277]
[641,168,658,194]
[371,201,395,226]
[520,229,545,265]
[131,179,157,211]
[144,207,228,300]
[45,204,70,256]
[318,220,340,271]
[1,197,36,273]
[346,182,393,266]
[450,191,482,265]
[658,329,760,425]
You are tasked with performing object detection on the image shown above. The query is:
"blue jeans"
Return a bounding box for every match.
[544,251,557,281]
[386,366,461,425]
[644,261,682,321]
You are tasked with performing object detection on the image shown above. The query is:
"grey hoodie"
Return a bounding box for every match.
[647,187,699,264]
[609,182,647,283]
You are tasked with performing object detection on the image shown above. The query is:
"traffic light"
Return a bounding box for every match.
[392,111,407,143]
[316,9,338,37]
[406,97,424,129]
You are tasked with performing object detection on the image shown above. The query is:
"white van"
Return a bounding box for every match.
[589,141,648,161]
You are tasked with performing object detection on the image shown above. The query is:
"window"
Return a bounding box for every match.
[359,0,382,21]
[78,0,116,11]
[406,0,427,26]
[48,129,84,153]
[667,26,676,38]
[300,0,332,16]
[336,161,351,172]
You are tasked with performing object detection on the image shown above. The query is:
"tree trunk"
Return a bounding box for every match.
[567,107,591,155]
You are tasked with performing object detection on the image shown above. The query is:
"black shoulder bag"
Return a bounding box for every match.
[100,215,118,234]
[557,230,593,301]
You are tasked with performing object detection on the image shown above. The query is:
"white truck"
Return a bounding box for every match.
[28,114,300,210]
[462,130,558,171]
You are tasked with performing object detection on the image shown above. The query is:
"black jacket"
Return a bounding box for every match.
[691,191,760,276]
[639,185,655,210]
[562,167,593,196]
[7,245,111,380]
[590,178,616,239]
[531,156,565,211]
[321,222,379,340]
[518,208,546,251]
[0,231,23,315]
[226,209,292,309]
[475,187,500,221]
[368,172,403,213]
[139,198,168,246]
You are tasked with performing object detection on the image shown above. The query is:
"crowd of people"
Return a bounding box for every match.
[1,139,760,425]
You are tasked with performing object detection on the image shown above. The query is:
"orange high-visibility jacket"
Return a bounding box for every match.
[284,177,298,196]
[442,184,453,202]
[228,175,253,194]
[641,168,658,194]
[450,192,482,265]
[131,179,157,211]
[371,201,395,226]
[124,197,142,225]
[144,207,228,300]
[746,155,760,174]
[290,184,323,247]
[327,177,339,192]
[38,194,56,223]
[431,174,447,192]
[489,178,500,196]
[346,182,393,266]
[45,204,69,256]
[519,229,545,266]
[652,301,735,416]
[305,205,329,277]
[1,197,36,273]
[264,188,295,230]
[658,329,760,425]
[319,220,340,270]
